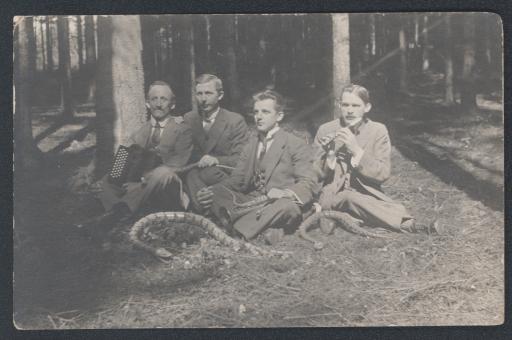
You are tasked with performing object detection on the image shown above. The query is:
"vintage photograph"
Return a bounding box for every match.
[13,13,504,328]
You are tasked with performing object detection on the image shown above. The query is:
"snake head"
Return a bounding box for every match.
[313,242,325,250]
[154,247,173,260]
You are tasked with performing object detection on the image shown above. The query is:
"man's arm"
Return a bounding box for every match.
[216,117,249,167]
[352,125,391,185]
[160,124,194,169]
[219,141,252,193]
[287,138,320,206]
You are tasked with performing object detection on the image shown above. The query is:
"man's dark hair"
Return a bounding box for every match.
[252,89,286,113]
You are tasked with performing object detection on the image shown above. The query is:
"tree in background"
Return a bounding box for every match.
[94,15,146,177]
[14,17,43,173]
[84,15,97,102]
[57,16,76,118]
[444,13,455,105]
[332,14,350,118]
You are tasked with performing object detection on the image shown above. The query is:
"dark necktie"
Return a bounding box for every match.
[150,122,161,147]
[258,135,268,161]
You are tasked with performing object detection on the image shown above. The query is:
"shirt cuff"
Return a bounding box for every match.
[284,189,303,205]
[350,149,365,168]
[326,151,337,170]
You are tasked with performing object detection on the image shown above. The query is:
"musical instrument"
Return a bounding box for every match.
[108,144,162,185]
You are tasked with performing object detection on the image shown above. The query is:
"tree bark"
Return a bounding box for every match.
[85,15,97,102]
[57,16,75,118]
[45,16,54,71]
[332,13,350,119]
[421,15,430,72]
[398,21,408,92]
[460,13,477,110]
[444,14,455,105]
[95,15,146,177]
[14,17,43,173]
[77,15,84,68]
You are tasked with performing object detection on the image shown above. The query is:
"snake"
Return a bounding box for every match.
[129,211,275,262]
[298,210,391,250]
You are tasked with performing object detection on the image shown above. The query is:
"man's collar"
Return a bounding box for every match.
[259,125,280,141]
[202,107,221,122]
[338,117,367,135]
[150,115,172,128]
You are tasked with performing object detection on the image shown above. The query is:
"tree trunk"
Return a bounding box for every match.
[94,15,146,177]
[398,22,408,92]
[421,15,430,72]
[460,13,477,110]
[85,15,97,102]
[77,15,84,68]
[14,17,43,173]
[45,16,54,71]
[189,20,197,112]
[332,13,350,119]
[57,16,75,118]
[444,14,455,105]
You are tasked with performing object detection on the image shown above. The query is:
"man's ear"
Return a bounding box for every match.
[217,90,224,101]
[276,111,285,122]
[170,103,176,111]
[145,102,151,110]
[364,103,372,114]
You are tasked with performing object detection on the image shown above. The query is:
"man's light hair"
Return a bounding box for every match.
[340,84,371,105]
[195,74,223,93]
[252,89,286,113]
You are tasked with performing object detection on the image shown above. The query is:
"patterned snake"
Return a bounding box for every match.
[298,210,391,250]
[129,211,275,262]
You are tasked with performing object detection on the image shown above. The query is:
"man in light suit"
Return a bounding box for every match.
[314,84,422,233]
[184,74,249,211]
[77,81,193,230]
[196,90,319,243]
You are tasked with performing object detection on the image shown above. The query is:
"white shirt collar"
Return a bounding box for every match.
[150,115,172,128]
[261,125,280,140]
[203,106,220,123]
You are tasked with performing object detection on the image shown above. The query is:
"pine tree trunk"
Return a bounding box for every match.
[85,15,97,102]
[444,14,455,105]
[45,16,54,71]
[332,13,350,119]
[14,17,43,173]
[421,15,430,72]
[398,22,408,92]
[460,13,477,110]
[77,15,84,68]
[94,15,146,177]
[57,16,75,118]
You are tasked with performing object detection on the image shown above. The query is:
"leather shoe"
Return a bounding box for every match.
[75,203,130,231]
[263,228,284,246]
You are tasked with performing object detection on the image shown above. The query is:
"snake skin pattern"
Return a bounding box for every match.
[299,210,390,250]
[129,211,271,261]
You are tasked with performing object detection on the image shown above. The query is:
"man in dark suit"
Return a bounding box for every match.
[77,81,193,230]
[196,90,319,244]
[183,74,249,211]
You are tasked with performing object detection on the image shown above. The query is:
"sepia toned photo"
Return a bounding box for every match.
[13,13,504,328]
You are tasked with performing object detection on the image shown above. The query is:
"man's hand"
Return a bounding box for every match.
[198,155,219,168]
[196,186,214,210]
[266,188,293,200]
[318,133,336,151]
[335,128,363,156]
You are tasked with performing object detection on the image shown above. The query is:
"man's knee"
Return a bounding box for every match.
[275,198,301,220]
[145,166,177,185]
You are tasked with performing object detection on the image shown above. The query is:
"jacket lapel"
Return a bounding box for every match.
[189,112,207,150]
[243,136,260,189]
[136,122,152,148]
[262,129,286,184]
[204,109,227,154]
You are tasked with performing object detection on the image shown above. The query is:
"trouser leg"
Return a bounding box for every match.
[331,189,411,230]
[185,166,229,212]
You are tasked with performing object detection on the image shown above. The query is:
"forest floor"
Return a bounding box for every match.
[13,96,504,329]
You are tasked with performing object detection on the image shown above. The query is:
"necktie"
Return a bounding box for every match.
[203,119,213,133]
[150,122,161,147]
[258,136,268,161]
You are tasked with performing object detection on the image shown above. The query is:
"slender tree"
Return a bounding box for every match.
[14,17,43,173]
[85,15,97,102]
[421,14,430,72]
[444,14,455,105]
[45,16,54,71]
[398,18,408,92]
[332,13,350,118]
[94,15,146,176]
[57,16,75,118]
[460,13,477,110]
[76,15,84,68]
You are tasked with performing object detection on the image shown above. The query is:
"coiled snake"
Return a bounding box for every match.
[298,210,391,250]
[129,211,274,262]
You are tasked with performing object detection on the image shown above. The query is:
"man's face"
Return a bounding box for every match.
[195,81,223,117]
[339,92,371,126]
[148,85,173,121]
[254,98,283,133]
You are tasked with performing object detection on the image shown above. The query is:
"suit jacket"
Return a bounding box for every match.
[314,118,393,202]
[127,116,193,169]
[223,129,319,206]
[183,108,249,167]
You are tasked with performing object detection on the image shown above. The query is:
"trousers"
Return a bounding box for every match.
[99,165,187,213]
[185,166,230,212]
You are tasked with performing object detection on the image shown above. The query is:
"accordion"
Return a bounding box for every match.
[108,144,162,185]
